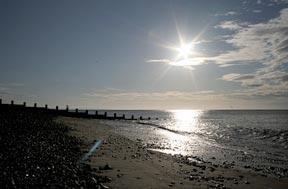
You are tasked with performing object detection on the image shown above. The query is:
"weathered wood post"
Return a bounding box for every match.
[0,99,2,105]
[148,117,151,120]
[66,105,69,112]
[23,102,26,107]
[131,115,134,120]
[75,108,78,113]
[140,116,143,120]
[45,104,48,109]
[123,114,125,119]
[85,110,88,115]
[104,112,107,118]
[11,100,14,105]
[114,113,117,119]
[95,111,98,116]
[34,103,37,108]
[56,106,59,111]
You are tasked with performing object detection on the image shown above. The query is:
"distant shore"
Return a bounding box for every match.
[60,117,288,189]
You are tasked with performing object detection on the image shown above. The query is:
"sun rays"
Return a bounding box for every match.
[147,21,208,71]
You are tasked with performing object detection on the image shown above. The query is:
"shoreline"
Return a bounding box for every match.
[60,117,288,189]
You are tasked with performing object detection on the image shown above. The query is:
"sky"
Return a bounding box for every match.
[0,0,288,109]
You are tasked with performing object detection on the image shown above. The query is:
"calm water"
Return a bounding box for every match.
[91,110,288,177]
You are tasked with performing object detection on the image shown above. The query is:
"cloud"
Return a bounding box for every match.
[221,73,263,87]
[146,57,207,70]
[213,8,288,66]
[215,21,246,30]
[146,59,172,64]
[212,8,288,97]
[221,73,255,81]
[83,89,217,103]
[215,11,239,16]
[0,83,24,87]
[253,10,262,13]
[81,88,288,109]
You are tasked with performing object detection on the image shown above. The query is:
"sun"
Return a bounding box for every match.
[176,43,194,59]
[148,26,207,70]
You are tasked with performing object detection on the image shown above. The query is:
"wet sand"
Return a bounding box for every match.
[60,117,288,189]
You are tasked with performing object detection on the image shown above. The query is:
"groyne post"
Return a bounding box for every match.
[45,104,48,109]
[56,106,59,111]
[66,105,69,112]
[95,111,98,116]
[140,116,143,120]
[0,99,2,104]
[104,112,107,118]
[34,103,37,108]
[11,100,14,105]
[114,113,117,119]
[123,114,125,119]
[131,115,134,120]
[85,110,88,115]
[76,108,78,113]
[23,102,26,107]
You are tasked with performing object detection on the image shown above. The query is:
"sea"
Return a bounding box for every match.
[89,110,288,177]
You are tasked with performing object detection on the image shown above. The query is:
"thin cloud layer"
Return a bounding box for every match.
[82,88,287,109]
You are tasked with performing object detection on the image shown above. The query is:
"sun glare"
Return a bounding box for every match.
[177,43,194,59]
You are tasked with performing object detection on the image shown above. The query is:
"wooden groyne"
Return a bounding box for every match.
[0,99,153,121]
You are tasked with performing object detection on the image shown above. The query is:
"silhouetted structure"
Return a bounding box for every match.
[0,99,155,121]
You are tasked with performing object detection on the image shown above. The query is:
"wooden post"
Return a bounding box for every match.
[95,111,98,116]
[23,102,26,107]
[85,110,88,115]
[34,103,37,108]
[104,112,107,118]
[140,116,143,120]
[11,100,14,105]
[75,108,78,113]
[131,115,134,120]
[148,117,151,120]
[114,113,117,119]
[66,105,69,112]
[0,99,2,104]
[123,114,125,119]
[45,104,48,109]
[56,106,59,111]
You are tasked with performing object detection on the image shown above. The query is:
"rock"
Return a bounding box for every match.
[100,183,109,189]
[100,164,112,170]
[209,167,215,172]
[117,174,123,178]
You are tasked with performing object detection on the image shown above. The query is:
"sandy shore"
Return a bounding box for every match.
[59,117,288,189]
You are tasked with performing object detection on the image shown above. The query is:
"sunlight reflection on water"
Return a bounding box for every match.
[169,109,202,133]
[153,110,204,155]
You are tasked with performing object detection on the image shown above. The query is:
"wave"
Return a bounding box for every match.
[136,121,192,135]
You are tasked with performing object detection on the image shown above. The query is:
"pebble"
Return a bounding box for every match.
[0,106,106,188]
